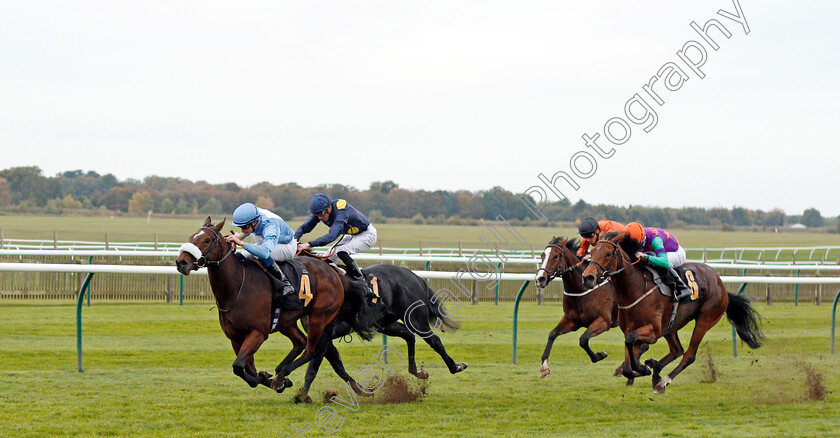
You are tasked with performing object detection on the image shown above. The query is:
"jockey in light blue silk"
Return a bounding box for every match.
[224,202,296,296]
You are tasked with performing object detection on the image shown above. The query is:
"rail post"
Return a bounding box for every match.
[512,280,531,364]
[832,289,840,354]
[77,273,95,372]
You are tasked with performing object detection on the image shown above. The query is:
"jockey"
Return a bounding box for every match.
[224,202,296,296]
[626,222,692,300]
[577,217,626,259]
[295,194,378,299]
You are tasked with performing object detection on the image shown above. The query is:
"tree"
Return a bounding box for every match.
[0,166,45,204]
[128,192,155,214]
[370,180,399,194]
[199,197,223,215]
[801,208,823,228]
[0,177,11,206]
[255,195,274,210]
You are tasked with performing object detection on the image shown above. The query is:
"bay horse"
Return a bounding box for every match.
[534,237,620,379]
[582,232,764,393]
[175,218,375,394]
[292,262,468,403]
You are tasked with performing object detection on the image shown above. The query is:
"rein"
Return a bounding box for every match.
[590,239,654,309]
[217,265,246,313]
[538,243,583,282]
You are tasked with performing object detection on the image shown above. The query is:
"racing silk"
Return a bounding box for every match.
[242,207,295,262]
[294,199,371,248]
[578,219,626,257]
[642,227,680,268]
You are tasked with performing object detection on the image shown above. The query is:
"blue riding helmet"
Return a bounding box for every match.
[309,193,331,214]
[232,203,259,226]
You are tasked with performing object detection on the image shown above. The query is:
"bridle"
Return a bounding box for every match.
[179,226,235,269]
[588,239,640,281]
[537,243,583,283]
[178,225,243,313]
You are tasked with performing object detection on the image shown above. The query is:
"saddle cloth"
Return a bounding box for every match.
[644,265,702,301]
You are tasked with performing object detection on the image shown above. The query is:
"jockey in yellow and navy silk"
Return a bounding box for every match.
[626,222,691,300]
[225,202,296,296]
[295,194,378,296]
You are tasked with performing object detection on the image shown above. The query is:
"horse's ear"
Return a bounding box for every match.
[214,218,226,232]
[203,217,212,227]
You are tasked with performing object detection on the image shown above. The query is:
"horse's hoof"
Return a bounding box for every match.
[453,363,468,373]
[413,369,429,380]
[644,359,659,370]
[614,366,624,377]
[349,380,373,397]
[285,377,294,389]
[271,376,293,393]
[539,366,551,379]
[653,376,671,394]
[294,392,313,404]
[593,352,608,363]
[626,378,635,386]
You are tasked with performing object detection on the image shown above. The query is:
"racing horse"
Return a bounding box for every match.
[582,232,764,393]
[292,261,468,403]
[175,218,375,394]
[534,237,620,379]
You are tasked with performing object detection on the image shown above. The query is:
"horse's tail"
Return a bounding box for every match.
[726,293,765,349]
[424,280,461,333]
[341,279,378,342]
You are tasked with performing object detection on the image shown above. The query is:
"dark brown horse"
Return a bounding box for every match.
[582,232,764,393]
[175,218,374,396]
[535,237,619,379]
[292,262,467,403]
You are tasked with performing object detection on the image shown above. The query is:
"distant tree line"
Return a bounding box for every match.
[0,166,833,229]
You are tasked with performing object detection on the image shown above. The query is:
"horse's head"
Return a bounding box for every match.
[176,217,230,275]
[535,236,580,288]
[582,231,630,289]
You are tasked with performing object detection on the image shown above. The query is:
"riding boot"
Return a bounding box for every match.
[668,267,692,301]
[268,262,296,296]
[337,252,376,301]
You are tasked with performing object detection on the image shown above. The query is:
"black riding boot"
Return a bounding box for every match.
[337,252,376,301]
[268,262,296,296]
[667,267,692,301]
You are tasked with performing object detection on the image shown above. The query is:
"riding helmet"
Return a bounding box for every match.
[626,222,645,244]
[310,193,332,214]
[232,203,259,226]
[578,217,599,235]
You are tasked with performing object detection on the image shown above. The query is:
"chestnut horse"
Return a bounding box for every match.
[582,232,764,393]
[175,218,374,395]
[534,237,620,379]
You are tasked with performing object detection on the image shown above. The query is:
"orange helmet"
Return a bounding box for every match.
[626,222,645,243]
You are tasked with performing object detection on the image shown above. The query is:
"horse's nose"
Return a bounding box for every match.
[583,274,596,289]
[536,276,546,288]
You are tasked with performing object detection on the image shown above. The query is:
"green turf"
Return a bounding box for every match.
[1,302,837,437]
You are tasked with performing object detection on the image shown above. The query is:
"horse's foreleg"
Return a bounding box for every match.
[277,320,333,382]
[296,345,329,404]
[654,318,713,394]
[382,322,426,379]
[323,342,370,396]
[232,330,267,388]
[625,324,657,376]
[648,332,684,387]
[579,316,610,364]
[540,316,578,378]
[409,315,466,374]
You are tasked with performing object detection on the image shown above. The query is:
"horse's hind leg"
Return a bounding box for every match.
[382,322,427,379]
[232,331,267,388]
[322,342,371,396]
[540,316,579,378]
[412,319,466,374]
[580,316,610,364]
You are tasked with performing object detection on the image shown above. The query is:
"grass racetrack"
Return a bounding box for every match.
[1,301,838,437]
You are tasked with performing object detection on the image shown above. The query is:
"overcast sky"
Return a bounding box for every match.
[2,1,838,215]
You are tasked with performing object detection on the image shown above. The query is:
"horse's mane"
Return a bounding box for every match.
[549,236,581,253]
[603,231,641,260]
